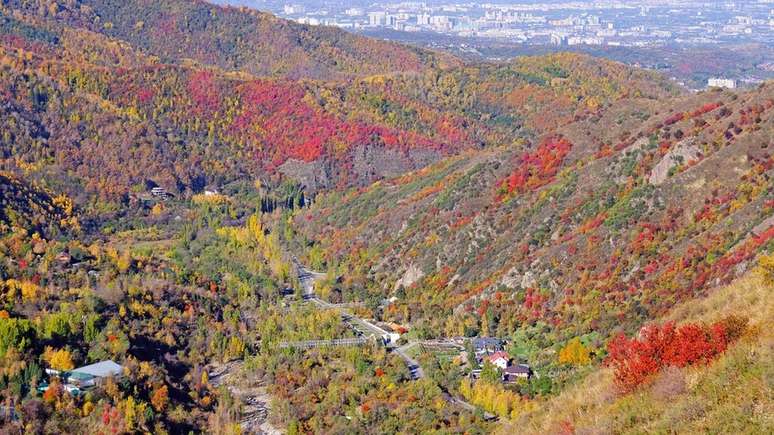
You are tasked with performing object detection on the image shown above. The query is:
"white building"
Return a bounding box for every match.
[707,78,737,89]
[486,351,510,369]
[550,33,568,45]
[369,11,388,26]
[430,15,452,30]
[283,4,305,15]
[568,36,603,46]
[297,17,321,26]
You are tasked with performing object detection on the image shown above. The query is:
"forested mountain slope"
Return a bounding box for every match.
[294,82,774,415]
[0,172,76,234]
[298,82,773,336]
[0,0,680,205]
[2,0,454,79]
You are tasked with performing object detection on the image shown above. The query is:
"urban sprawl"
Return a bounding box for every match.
[272,1,773,48]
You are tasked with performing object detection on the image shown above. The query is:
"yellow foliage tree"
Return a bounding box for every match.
[558,337,591,365]
[226,336,245,361]
[124,396,136,431]
[20,281,39,301]
[460,379,525,418]
[43,346,75,371]
[246,214,265,246]
[82,401,95,417]
[151,202,165,216]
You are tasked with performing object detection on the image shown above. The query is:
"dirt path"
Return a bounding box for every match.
[209,361,283,434]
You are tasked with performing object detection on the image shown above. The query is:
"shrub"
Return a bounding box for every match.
[756,253,774,284]
[605,316,745,393]
[664,112,685,125]
[497,136,573,198]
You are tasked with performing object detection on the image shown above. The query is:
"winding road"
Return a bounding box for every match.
[291,258,496,420]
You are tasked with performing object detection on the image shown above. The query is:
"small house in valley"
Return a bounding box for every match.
[486,351,510,369]
[39,360,124,396]
[503,364,532,382]
[472,337,504,362]
[150,187,172,200]
[71,360,124,384]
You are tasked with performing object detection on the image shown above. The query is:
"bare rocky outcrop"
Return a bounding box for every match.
[500,266,522,289]
[394,263,426,291]
[277,158,332,192]
[648,139,702,185]
[208,361,283,435]
[353,145,440,182]
[278,145,442,192]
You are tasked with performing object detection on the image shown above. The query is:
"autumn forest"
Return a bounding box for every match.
[0,0,771,434]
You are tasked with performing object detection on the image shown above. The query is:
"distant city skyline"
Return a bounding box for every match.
[208,1,773,48]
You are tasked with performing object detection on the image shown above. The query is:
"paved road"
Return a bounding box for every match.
[293,257,326,298]
[392,341,494,419]
[394,342,425,380]
[292,260,493,419]
[294,258,395,342]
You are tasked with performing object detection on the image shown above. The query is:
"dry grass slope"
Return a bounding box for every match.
[501,267,773,435]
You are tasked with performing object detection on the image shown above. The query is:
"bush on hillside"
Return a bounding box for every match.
[605,316,746,393]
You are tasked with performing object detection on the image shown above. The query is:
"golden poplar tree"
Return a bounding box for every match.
[558,337,591,365]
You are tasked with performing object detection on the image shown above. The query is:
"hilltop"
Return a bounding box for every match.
[2,0,455,79]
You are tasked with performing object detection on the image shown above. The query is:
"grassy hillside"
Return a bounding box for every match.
[504,266,772,434]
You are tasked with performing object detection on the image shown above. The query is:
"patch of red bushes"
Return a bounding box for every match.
[663,112,684,126]
[497,136,573,199]
[605,315,747,393]
[689,102,722,118]
[228,80,442,164]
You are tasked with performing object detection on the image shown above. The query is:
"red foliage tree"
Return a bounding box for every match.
[497,136,573,198]
[188,70,221,116]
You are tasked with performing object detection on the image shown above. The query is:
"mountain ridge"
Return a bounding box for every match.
[1,2,682,203]
[2,0,457,79]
